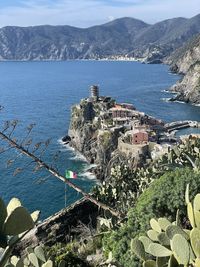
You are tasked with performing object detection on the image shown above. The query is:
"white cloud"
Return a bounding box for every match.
[0,0,199,28]
[108,16,115,21]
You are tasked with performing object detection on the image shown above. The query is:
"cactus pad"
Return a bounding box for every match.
[166,225,189,240]
[187,202,195,228]
[158,218,171,231]
[148,243,172,257]
[143,260,156,267]
[171,234,190,265]
[147,230,159,241]
[194,194,200,211]
[131,238,146,261]
[190,228,200,258]
[157,232,170,246]
[139,236,153,253]
[4,207,34,235]
[150,219,161,233]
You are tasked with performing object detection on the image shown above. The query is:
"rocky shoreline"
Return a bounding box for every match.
[167,35,200,105]
[63,85,187,181]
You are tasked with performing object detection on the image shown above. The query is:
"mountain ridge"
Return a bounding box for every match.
[0,14,200,61]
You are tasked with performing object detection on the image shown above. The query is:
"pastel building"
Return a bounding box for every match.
[132,130,149,145]
[114,103,136,110]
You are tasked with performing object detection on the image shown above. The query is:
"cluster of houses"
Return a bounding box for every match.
[89,85,174,159]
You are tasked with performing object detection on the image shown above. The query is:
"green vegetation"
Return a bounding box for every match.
[94,137,200,214]
[0,197,40,267]
[93,164,138,213]
[46,243,89,267]
[103,168,200,267]
[46,236,103,267]
[1,121,200,267]
[7,245,54,267]
[131,186,200,267]
[98,130,112,148]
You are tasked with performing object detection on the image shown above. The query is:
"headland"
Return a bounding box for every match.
[63,85,200,180]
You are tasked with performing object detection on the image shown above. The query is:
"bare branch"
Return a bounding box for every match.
[20,123,36,146]
[0,131,123,219]
[34,174,52,185]
[2,121,10,133]
[8,120,19,137]
[13,168,23,176]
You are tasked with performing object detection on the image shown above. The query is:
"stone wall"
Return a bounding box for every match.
[118,137,149,157]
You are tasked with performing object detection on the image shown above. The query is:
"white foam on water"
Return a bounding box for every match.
[161,97,171,102]
[69,153,88,162]
[173,100,186,104]
[78,163,98,181]
[161,89,170,93]
[57,138,72,149]
[168,72,179,76]
[80,171,97,181]
[193,103,200,107]
[83,163,98,170]
[57,138,87,160]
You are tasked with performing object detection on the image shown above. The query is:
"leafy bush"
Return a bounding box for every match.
[103,168,200,267]
[46,243,89,267]
[94,137,200,214]
[131,186,200,267]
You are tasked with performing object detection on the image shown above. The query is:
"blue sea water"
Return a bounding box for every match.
[0,61,200,219]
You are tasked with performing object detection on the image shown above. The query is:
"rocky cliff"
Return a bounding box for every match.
[169,34,200,104]
[1,14,200,62]
[66,94,167,180]
[67,98,121,179]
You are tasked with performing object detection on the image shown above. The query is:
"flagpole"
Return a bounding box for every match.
[64,183,67,208]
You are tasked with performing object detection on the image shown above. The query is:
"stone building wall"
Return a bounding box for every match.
[118,137,149,157]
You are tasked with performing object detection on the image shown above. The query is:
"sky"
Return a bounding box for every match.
[0,0,199,28]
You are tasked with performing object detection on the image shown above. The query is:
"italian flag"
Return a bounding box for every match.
[65,170,77,179]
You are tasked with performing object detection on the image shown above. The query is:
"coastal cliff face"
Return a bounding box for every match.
[171,62,200,104]
[68,98,120,179]
[169,35,200,104]
[67,94,167,180]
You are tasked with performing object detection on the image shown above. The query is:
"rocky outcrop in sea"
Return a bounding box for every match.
[66,96,121,179]
[64,87,167,180]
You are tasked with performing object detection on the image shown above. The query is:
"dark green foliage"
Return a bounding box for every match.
[46,243,89,267]
[103,168,200,267]
[94,137,200,214]
[131,189,200,267]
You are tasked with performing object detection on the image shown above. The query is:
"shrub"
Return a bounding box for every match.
[46,243,89,267]
[103,168,200,267]
[131,186,200,267]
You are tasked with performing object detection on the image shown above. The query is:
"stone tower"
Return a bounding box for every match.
[90,85,99,101]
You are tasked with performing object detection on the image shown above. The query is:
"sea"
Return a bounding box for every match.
[0,60,200,219]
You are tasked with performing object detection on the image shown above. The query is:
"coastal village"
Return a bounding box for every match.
[66,85,200,179]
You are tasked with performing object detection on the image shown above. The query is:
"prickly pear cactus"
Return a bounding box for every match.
[131,185,200,267]
[0,196,40,267]
[6,246,68,267]
[0,197,40,248]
